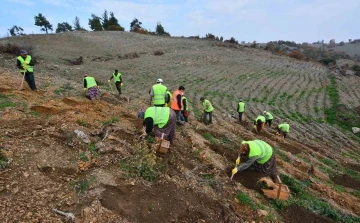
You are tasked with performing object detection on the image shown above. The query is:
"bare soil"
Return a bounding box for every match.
[330,174,360,189]
[284,205,336,223]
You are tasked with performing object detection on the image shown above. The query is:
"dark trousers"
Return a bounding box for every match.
[181,110,188,122]
[154,104,165,107]
[238,112,244,121]
[265,119,272,127]
[203,111,212,124]
[24,72,37,90]
[115,81,122,94]
[174,110,181,121]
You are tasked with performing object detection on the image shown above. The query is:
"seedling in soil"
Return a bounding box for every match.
[77,119,90,127]
[79,152,89,162]
[146,136,155,144]
[102,116,120,125]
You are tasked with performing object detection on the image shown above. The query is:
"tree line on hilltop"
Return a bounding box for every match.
[7,10,170,37]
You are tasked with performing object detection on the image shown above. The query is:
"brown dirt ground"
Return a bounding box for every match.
[330,174,360,189]
[284,205,336,223]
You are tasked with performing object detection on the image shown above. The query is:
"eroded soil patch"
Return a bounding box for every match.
[227,168,266,190]
[100,181,225,223]
[330,174,360,189]
[284,205,335,223]
[343,162,360,172]
[207,143,236,162]
[278,142,302,154]
[30,105,61,115]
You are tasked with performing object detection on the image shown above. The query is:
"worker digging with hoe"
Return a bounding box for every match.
[277,122,290,138]
[142,106,177,144]
[200,97,214,125]
[231,140,279,183]
[264,111,273,127]
[16,50,37,91]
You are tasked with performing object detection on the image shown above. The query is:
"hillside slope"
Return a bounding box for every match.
[0,32,360,222]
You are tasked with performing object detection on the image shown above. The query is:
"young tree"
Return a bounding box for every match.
[8,25,24,36]
[34,13,53,33]
[107,12,124,31]
[102,10,109,30]
[56,22,73,33]
[130,18,142,31]
[155,22,170,36]
[220,36,223,42]
[205,33,215,40]
[73,16,84,31]
[88,14,103,31]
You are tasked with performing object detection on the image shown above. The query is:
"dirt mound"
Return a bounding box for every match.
[284,205,335,223]
[30,105,62,115]
[227,168,267,190]
[100,182,225,223]
[330,174,360,189]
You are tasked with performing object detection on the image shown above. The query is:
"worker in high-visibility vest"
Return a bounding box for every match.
[232,140,278,183]
[237,99,246,122]
[263,111,273,127]
[16,50,37,91]
[181,95,189,122]
[83,74,99,100]
[171,86,185,121]
[277,123,290,138]
[149,79,167,107]
[108,69,122,94]
[254,115,266,133]
[165,90,172,107]
[200,97,214,125]
[143,106,177,144]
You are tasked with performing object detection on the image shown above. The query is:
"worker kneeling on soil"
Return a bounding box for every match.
[83,74,99,101]
[254,115,266,132]
[277,122,290,138]
[143,106,177,144]
[232,140,279,183]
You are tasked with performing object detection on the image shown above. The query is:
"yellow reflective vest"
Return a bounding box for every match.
[144,107,170,128]
[17,55,33,72]
[242,140,273,164]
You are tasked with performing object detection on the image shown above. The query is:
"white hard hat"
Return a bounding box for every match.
[263,111,267,114]
[156,78,163,83]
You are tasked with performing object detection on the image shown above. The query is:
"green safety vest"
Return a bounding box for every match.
[238,102,245,112]
[144,107,170,128]
[112,72,121,82]
[17,55,33,72]
[242,140,273,164]
[182,96,188,111]
[255,116,266,123]
[265,112,273,120]
[278,123,290,133]
[166,91,172,104]
[202,99,214,112]
[152,84,167,105]
[84,76,97,89]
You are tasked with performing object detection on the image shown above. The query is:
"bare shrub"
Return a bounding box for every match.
[288,50,305,60]
[0,43,33,55]
[154,50,164,56]
[339,41,345,46]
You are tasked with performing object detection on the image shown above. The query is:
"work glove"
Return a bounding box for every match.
[108,80,110,83]
[235,157,240,166]
[232,167,238,175]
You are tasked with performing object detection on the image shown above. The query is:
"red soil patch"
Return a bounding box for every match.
[330,174,360,189]
[100,181,225,223]
[284,205,335,223]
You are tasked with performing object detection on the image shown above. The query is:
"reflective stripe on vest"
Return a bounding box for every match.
[112,72,121,82]
[238,102,245,112]
[256,116,265,123]
[265,112,273,120]
[84,76,97,89]
[18,55,33,72]
[152,84,167,105]
[171,90,182,110]
[278,123,290,132]
[182,96,188,111]
[245,140,273,164]
[144,107,170,128]
[202,99,214,112]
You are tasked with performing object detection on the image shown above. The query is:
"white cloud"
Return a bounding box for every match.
[6,0,34,6]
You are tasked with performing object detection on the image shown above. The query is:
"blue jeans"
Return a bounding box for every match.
[203,111,212,124]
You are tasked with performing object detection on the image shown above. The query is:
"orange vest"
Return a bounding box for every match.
[171,90,182,110]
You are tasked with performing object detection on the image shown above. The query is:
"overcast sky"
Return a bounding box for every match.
[0,0,359,43]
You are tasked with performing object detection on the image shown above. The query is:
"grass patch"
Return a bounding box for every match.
[236,192,257,210]
[202,132,217,144]
[77,119,90,127]
[201,173,217,188]
[102,116,120,125]
[0,151,8,169]
[120,140,166,181]
[269,174,360,223]
[0,94,17,109]
[71,175,96,194]
[320,158,338,169]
